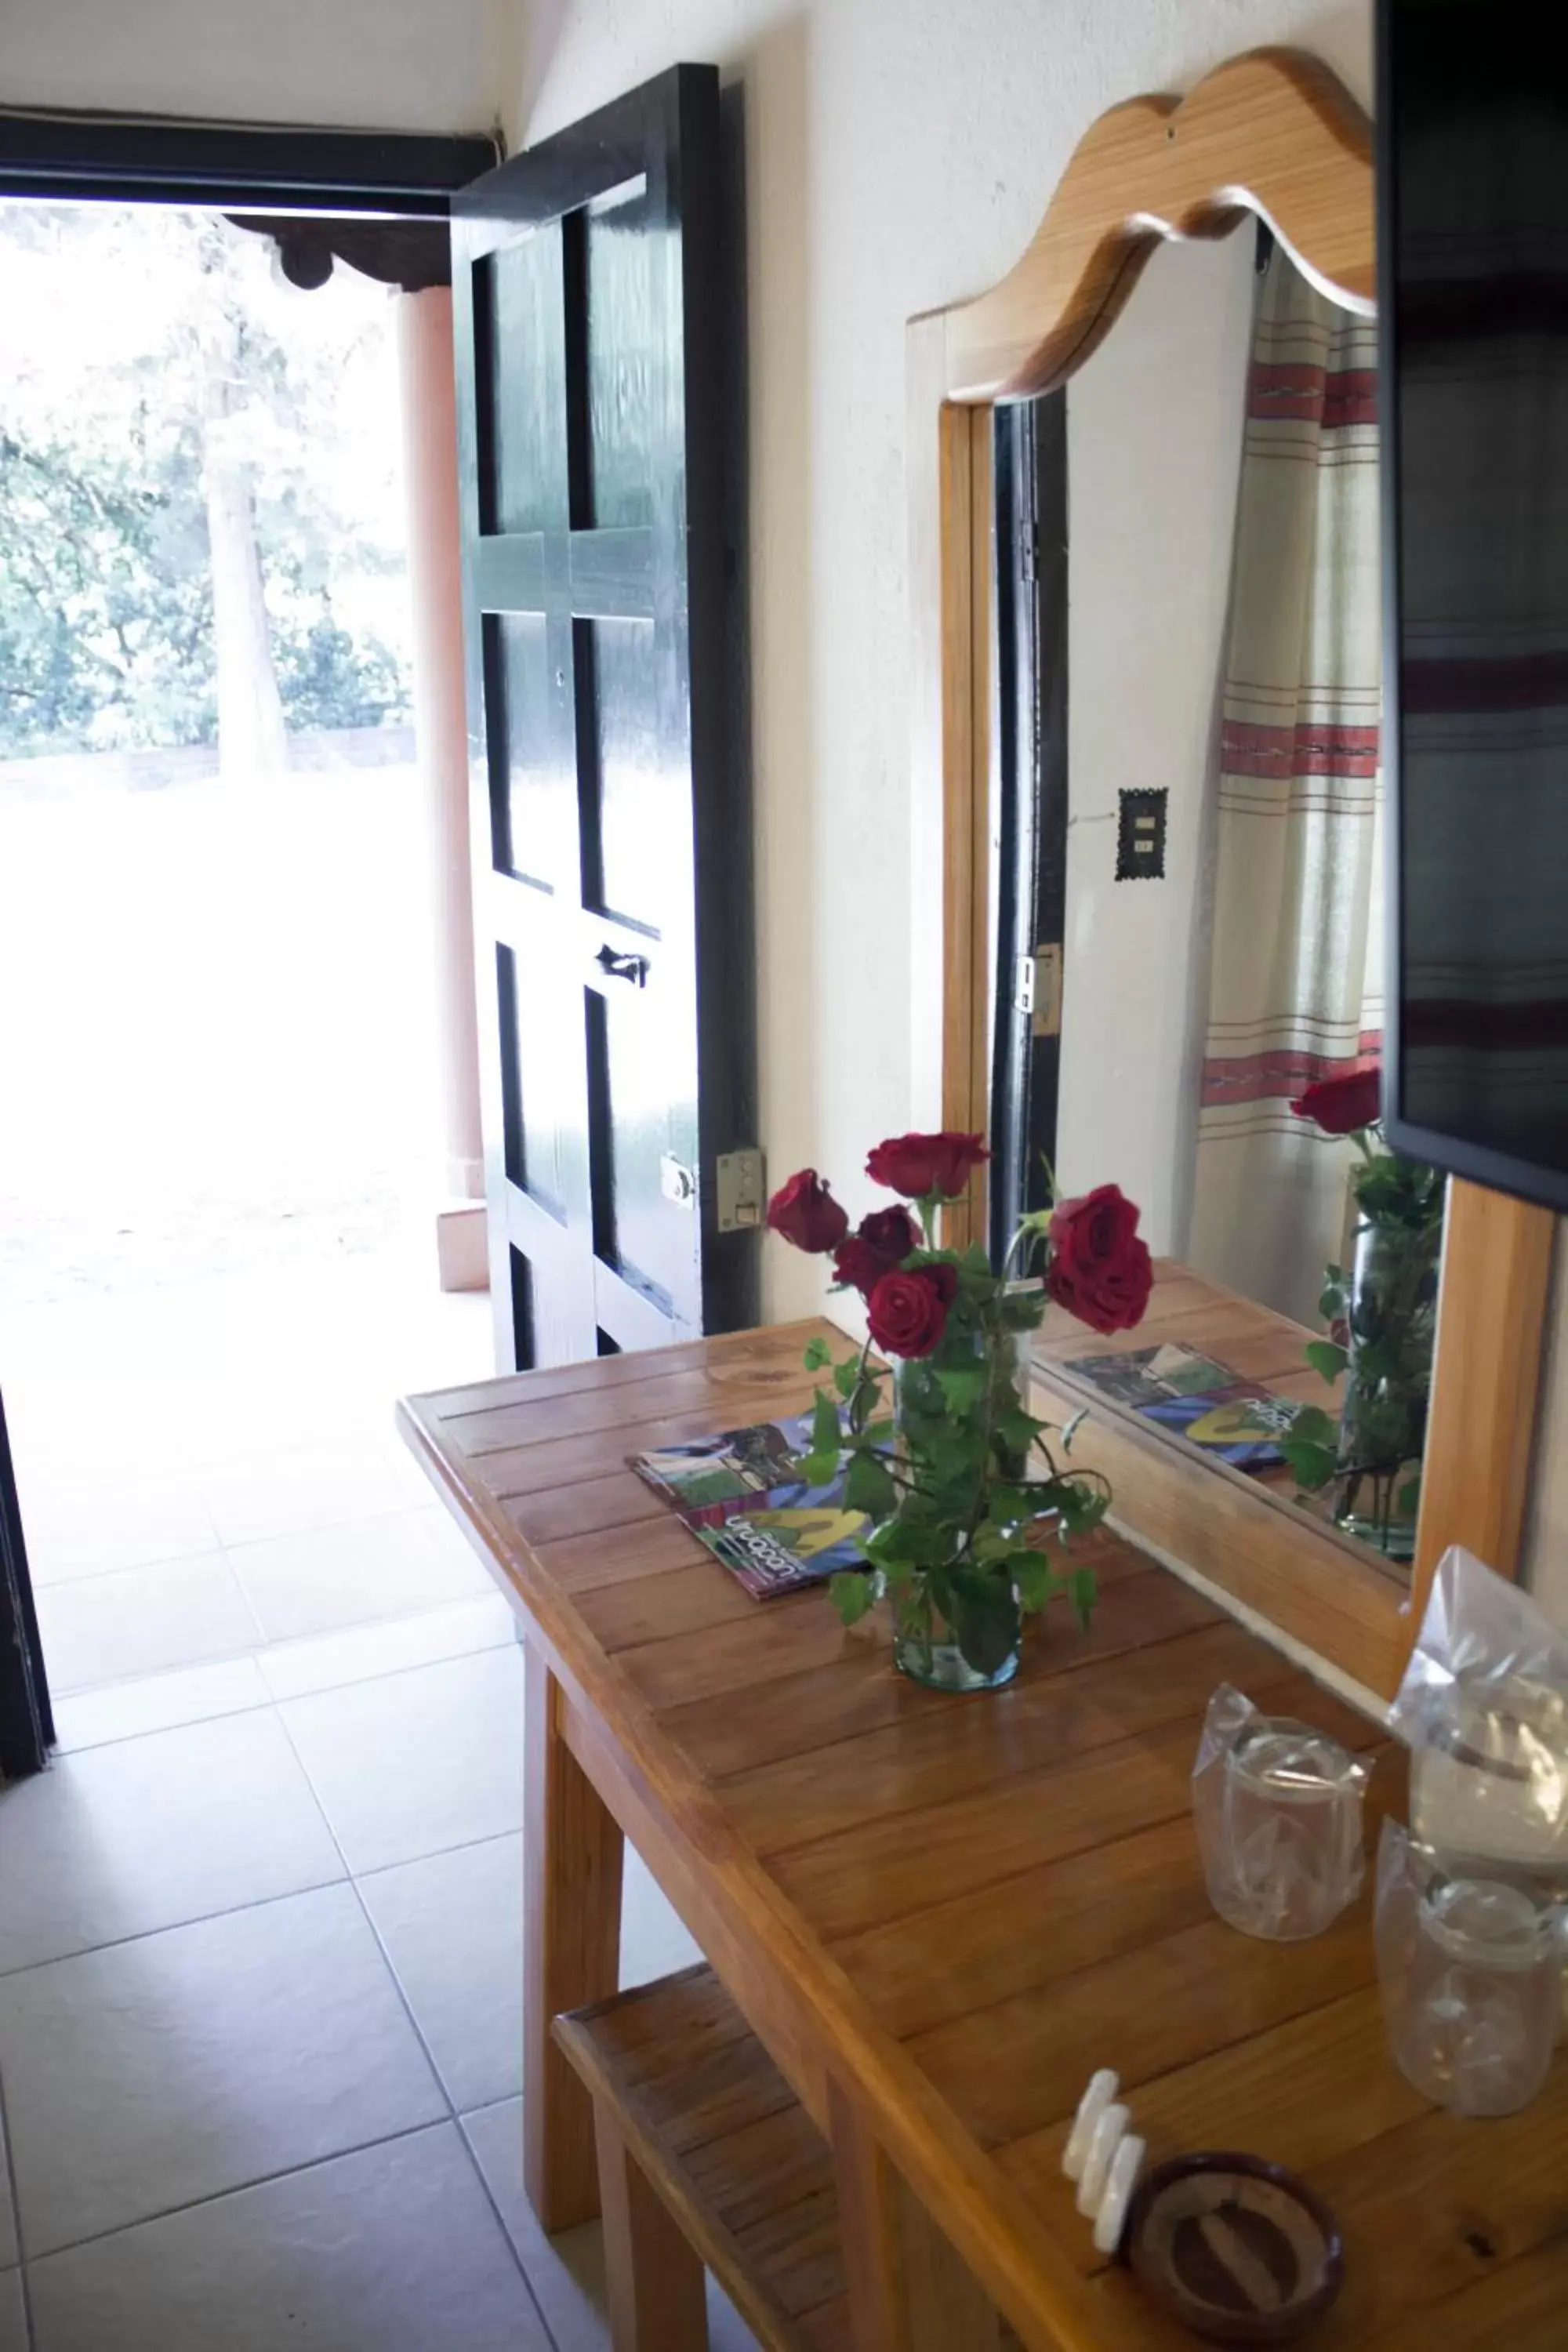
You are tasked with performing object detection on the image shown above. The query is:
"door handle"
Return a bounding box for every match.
[595,945,650,987]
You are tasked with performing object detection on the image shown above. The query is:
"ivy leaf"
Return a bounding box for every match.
[1287,1405,1337,1447]
[860,1418,895,1448]
[995,1406,1047,1456]
[1055,1480,1109,1536]
[811,1388,841,1461]
[1068,1566,1098,1628]
[1305,1341,1350,1386]
[1396,1474,1423,1519]
[844,1449,898,1518]
[944,1569,1022,1678]
[829,1571,877,1628]
[935,1366,986,1414]
[833,1356,862,1400]
[802,1336,831,1372]
[1013,1552,1057,1613]
[1279,1438,1337,1490]
[997,1290,1047,1332]
[797,1451,840,1488]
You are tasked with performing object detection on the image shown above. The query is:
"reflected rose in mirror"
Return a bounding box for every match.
[1045,1184,1154,1336]
[1290,1066,1382,1137]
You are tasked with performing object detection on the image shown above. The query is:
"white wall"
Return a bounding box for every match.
[514,0,1373,1318]
[0,0,510,132]
[1056,232,1255,1254]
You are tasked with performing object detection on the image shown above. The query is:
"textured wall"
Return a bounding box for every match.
[513,0,1373,1321]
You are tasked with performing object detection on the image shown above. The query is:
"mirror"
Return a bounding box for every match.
[993,227,1439,1573]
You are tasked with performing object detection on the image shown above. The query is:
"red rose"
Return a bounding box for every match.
[866,1266,956,1359]
[766,1168,849,1254]
[1047,1183,1152,1337]
[865,1131,990,1201]
[831,1205,921,1298]
[1290,1066,1382,1137]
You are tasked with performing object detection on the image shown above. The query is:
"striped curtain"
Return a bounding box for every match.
[1187,249,1382,1327]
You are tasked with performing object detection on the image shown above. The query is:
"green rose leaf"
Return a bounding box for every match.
[798,1450,840,1488]
[811,1388,841,1460]
[1287,1405,1337,1447]
[1305,1340,1350,1386]
[833,1356,862,1399]
[995,1405,1047,1455]
[830,1570,877,1628]
[802,1335,831,1372]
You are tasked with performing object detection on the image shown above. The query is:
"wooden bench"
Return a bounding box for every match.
[553,1962,851,2352]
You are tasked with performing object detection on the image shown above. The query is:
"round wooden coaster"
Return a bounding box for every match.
[1123,2152,1345,2344]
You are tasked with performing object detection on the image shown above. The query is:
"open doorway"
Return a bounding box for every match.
[0,197,501,1721]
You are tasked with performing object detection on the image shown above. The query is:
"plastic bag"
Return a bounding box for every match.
[1192,1683,1370,1941]
[1389,1544,1568,1887]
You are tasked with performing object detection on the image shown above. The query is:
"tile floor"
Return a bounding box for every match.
[0,1253,760,2349]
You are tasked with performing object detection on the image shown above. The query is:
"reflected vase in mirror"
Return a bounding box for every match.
[1283,1070,1443,1562]
[765,1136,1153,1690]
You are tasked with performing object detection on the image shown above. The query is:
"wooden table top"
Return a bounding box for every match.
[399,1319,1568,2352]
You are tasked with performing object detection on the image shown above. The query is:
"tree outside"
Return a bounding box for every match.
[0,205,441,1305]
[0,205,411,772]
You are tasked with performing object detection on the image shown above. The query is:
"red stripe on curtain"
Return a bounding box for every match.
[1248,363,1378,426]
[1201,1039,1383,1110]
[1220,719,1381,779]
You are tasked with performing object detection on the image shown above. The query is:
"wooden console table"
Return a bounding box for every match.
[399,1321,1568,2350]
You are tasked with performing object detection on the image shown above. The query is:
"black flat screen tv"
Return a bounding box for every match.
[1381,1,1568,1209]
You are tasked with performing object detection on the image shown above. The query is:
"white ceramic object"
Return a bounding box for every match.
[1062,2069,1118,2183]
[1092,2131,1146,2254]
[1076,2101,1130,2217]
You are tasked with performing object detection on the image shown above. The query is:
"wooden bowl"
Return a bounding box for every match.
[1122,2151,1345,2343]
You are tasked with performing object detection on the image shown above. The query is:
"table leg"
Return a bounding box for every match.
[524,1640,625,2231]
[830,2082,999,2350]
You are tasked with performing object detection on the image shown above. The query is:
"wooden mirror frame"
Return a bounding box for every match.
[909,45,1555,1697]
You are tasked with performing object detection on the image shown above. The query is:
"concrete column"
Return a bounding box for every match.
[397,287,486,1283]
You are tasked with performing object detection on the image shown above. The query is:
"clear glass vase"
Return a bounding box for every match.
[887,1312,1035,1692]
[1333,1214,1440,1561]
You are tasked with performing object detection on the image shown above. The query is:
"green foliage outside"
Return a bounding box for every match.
[0,206,411,760]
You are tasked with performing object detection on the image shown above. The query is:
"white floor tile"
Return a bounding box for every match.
[16,1480,218,1587]
[34,1552,263,1693]
[198,1438,434,1548]
[0,2113,15,2269]
[0,1884,445,2257]
[281,1646,524,1875]
[0,2273,23,2352]
[0,1710,344,1975]
[461,2101,757,2352]
[50,1656,270,1752]
[26,2124,547,2352]
[256,1594,514,1703]
[359,1835,521,2113]
[620,1847,705,1988]
[229,1508,491,1644]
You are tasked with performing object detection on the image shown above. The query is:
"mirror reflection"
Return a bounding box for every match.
[993,229,1441,1568]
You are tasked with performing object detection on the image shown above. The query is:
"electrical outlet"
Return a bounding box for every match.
[1116,789,1167,881]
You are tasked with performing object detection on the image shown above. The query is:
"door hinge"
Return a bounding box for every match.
[1033,942,1064,1039]
[715,1148,765,1233]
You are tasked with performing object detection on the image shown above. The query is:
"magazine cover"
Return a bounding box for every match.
[1062,1341,1292,1472]
[631,1412,879,1599]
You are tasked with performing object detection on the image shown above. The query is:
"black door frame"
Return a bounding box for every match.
[0,105,499,1777]
[0,107,497,214]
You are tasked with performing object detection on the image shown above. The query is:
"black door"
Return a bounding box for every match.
[452,66,755,1370]
[989,394,1069,1261]
[0,1392,53,1779]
